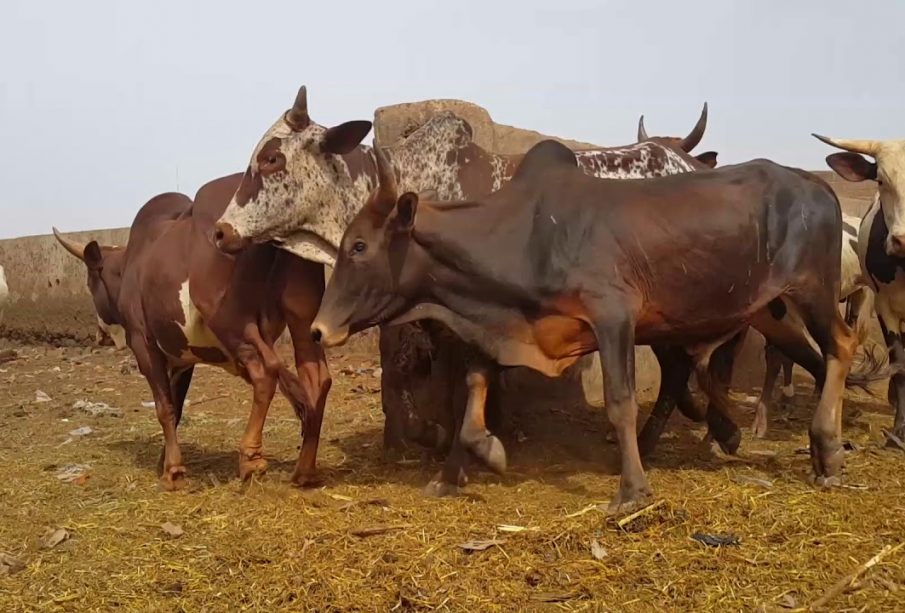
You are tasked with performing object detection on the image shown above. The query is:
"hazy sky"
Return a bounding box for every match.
[2,0,902,239]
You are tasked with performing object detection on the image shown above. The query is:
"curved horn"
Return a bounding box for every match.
[637,115,649,141]
[812,133,881,157]
[52,227,86,261]
[679,102,708,152]
[285,85,310,131]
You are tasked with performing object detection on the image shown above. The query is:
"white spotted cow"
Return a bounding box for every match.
[815,134,905,444]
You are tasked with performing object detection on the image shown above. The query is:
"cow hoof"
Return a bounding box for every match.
[811,474,841,488]
[715,427,742,455]
[239,453,268,481]
[470,435,507,474]
[606,487,653,517]
[290,470,321,488]
[423,479,459,498]
[809,440,845,481]
[159,466,188,492]
[751,405,768,439]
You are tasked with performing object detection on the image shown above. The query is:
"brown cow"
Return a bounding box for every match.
[57,177,331,489]
[212,87,725,472]
[312,141,855,513]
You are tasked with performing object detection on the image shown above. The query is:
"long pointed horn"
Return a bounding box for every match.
[285,85,310,131]
[372,146,399,216]
[637,115,649,141]
[52,227,86,261]
[680,102,708,152]
[812,133,881,157]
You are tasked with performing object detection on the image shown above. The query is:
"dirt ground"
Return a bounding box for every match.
[1,341,904,612]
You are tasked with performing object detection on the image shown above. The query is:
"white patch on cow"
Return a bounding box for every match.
[840,212,863,299]
[166,281,237,373]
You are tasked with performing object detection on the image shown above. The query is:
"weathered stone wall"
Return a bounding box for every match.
[0,228,129,344]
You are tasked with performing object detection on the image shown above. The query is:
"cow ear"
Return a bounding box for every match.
[826,152,877,182]
[695,151,718,168]
[84,241,104,272]
[321,120,373,155]
[393,192,419,232]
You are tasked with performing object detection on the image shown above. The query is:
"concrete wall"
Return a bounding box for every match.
[0,228,129,344]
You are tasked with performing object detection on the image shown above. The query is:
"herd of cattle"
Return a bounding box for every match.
[28,85,905,514]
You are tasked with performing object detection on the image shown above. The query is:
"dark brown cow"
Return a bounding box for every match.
[57,177,330,489]
[312,141,855,513]
[212,87,723,475]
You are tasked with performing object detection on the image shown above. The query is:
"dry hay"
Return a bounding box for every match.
[0,341,904,612]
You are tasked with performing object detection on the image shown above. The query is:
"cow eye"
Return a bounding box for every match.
[351,240,367,255]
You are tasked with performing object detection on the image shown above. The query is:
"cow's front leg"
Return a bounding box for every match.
[459,365,507,474]
[595,311,652,515]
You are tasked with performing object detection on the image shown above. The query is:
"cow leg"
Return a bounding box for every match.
[804,308,856,486]
[283,308,331,487]
[459,365,507,474]
[423,364,470,498]
[638,345,697,458]
[233,344,277,480]
[132,340,187,490]
[594,312,651,514]
[697,333,744,455]
[879,320,905,446]
[752,344,783,439]
[170,366,194,428]
[779,352,795,404]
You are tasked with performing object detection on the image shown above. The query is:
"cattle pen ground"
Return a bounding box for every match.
[1,339,904,612]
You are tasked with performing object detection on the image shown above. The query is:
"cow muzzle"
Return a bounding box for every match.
[213,222,251,254]
[310,321,350,347]
[887,234,905,258]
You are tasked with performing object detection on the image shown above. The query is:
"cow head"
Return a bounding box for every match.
[52,228,127,349]
[814,135,905,256]
[213,86,373,266]
[637,103,717,167]
[311,147,419,347]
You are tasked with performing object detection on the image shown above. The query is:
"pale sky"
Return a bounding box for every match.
[1,0,902,239]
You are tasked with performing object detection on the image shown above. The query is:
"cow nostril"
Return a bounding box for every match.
[214,228,225,242]
[311,327,323,344]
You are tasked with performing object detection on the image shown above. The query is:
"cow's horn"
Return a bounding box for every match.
[373,146,398,215]
[812,134,881,157]
[680,102,708,152]
[285,85,310,131]
[637,115,649,141]
[52,227,86,261]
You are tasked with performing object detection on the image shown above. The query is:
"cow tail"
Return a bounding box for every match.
[845,344,903,391]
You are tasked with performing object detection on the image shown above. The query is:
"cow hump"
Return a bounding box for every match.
[512,140,577,182]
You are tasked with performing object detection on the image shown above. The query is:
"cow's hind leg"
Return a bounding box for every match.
[694,332,744,455]
[132,340,187,490]
[638,345,699,458]
[752,344,783,439]
[785,296,857,486]
[878,320,905,446]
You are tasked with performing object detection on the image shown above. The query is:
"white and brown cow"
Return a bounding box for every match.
[815,135,905,443]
